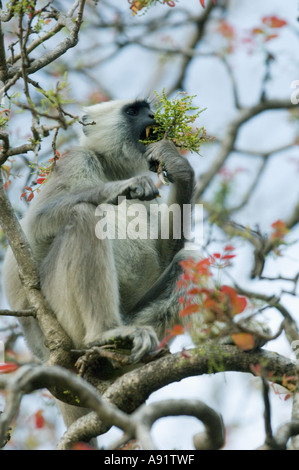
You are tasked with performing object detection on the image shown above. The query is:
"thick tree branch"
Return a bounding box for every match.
[0,365,131,449]
[0,364,225,451]
[57,345,296,448]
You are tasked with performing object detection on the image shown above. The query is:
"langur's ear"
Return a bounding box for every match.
[81,114,95,135]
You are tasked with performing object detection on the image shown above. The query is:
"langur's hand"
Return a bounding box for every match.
[145,140,194,185]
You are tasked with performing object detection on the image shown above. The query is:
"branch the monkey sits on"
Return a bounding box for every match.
[3,98,196,426]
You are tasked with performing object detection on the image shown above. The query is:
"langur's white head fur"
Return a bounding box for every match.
[79,99,155,159]
[80,100,129,153]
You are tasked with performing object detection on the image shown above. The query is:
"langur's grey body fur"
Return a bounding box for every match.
[3,98,195,426]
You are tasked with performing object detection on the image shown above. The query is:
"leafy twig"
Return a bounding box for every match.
[141,89,208,153]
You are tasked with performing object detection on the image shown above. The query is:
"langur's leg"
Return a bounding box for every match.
[40,203,122,349]
[130,249,201,339]
[40,203,159,360]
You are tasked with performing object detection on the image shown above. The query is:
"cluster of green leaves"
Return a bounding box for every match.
[6,0,35,15]
[141,89,207,154]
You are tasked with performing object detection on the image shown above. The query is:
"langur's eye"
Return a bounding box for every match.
[126,107,138,116]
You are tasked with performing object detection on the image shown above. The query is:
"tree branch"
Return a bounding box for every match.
[131,399,224,451]
[0,14,8,83]
[0,309,36,318]
[0,364,131,449]
[194,100,298,201]
[7,0,86,79]
[57,345,296,448]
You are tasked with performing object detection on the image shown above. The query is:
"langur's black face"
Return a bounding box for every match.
[122,100,156,151]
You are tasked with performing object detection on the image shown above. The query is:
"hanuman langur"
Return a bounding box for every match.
[3,98,195,424]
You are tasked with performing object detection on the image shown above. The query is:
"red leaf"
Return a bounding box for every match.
[231,333,255,351]
[171,324,185,335]
[213,252,221,259]
[224,245,235,251]
[270,219,289,241]
[195,258,211,275]
[265,34,278,42]
[0,362,19,374]
[234,296,247,315]
[271,219,285,230]
[27,191,34,202]
[187,287,202,296]
[203,297,223,317]
[159,324,185,348]
[262,16,287,28]
[217,20,235,39]
[37,177,46,185]
[221,254,236,260]
[180,257,211,279]
[179,303,200,317]
[34,409,45,429]
[221,285,247,316]
[179,258,196,272]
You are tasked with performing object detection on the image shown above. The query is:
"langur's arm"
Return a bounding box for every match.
[145,140,195,263]
[33,175,159,241]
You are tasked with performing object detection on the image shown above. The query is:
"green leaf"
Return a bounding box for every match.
[141,89,208,154]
